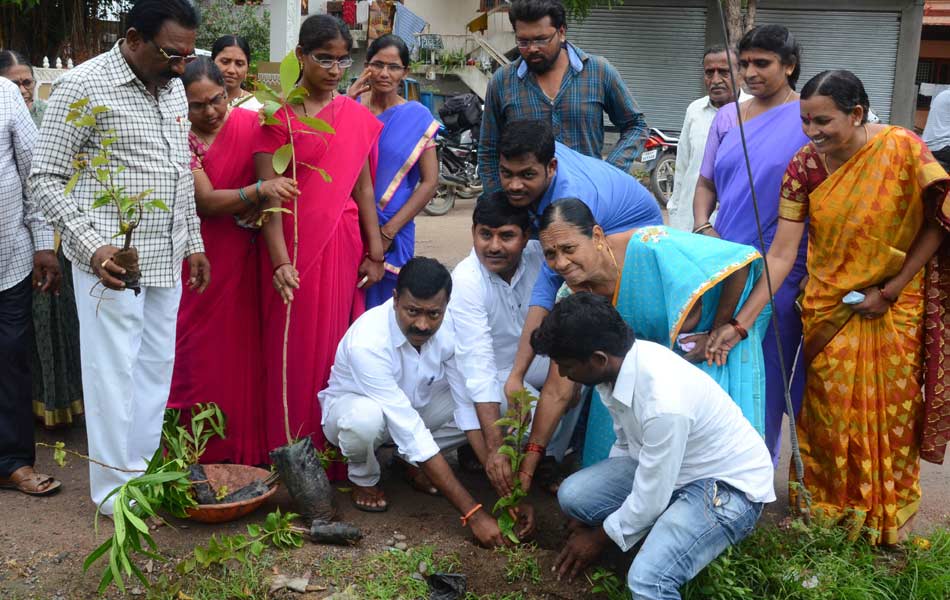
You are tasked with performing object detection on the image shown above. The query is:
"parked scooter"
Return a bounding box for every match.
[639,127,678,208]
[425,93,483,216]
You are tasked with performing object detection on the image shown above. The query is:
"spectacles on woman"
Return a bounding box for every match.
[308,54,354,70]
[367,61,406,74]
[188,92,228,112]
[152,41,198,67]
[515,33,558,49]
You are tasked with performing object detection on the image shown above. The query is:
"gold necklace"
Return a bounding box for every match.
[303,91,336,118]
[583,242,623,304]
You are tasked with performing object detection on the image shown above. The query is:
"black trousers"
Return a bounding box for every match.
[0,275,35,478]
[932,146,950,170]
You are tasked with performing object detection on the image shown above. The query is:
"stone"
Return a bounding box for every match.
[393,533,407,541]
[394,542,408,551]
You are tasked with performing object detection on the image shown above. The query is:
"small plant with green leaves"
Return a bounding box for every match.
[492,389,535,543]
[177,509,303,575]
[162,402,227,466]
[64,98,169,295]
[587,567,631,599]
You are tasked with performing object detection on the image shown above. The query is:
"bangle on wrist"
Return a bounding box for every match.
[256,179,266,203]
[366,254,385,263]
[460,503,483,527]
[525,442,546,455]
[380,228,394,242]
[693,222,713,234]
[238,186,253,207]
[879,283,897,303]
[273,262,291,274]
[728,318,749,340]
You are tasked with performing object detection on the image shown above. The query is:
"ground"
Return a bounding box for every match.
[2,198,948,599]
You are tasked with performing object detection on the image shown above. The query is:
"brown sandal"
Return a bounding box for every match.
[0,466,62,497]
[351,484,388,512]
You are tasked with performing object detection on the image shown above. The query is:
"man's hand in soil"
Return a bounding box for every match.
[514,503,536,540]
[187,252,211,293]
[91,245,126,290]
[467,508,508,548]
[554,524,610,582]
[32,250,61,294]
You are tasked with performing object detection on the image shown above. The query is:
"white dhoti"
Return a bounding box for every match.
[73,266,181,514]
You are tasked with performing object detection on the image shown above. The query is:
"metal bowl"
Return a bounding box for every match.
[185,464,278,524]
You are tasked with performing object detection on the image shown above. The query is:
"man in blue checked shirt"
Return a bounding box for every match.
[479,0,648,194]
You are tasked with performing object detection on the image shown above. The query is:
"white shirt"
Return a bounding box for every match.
[667,92,750,232]
[598,341,775,552]
[449,241,549,404]
[0,77,54,292]
[319,299,479,464]
[924,89,950,152]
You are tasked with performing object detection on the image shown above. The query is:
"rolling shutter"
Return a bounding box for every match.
[756,9,900,123]
[570,4,708,132]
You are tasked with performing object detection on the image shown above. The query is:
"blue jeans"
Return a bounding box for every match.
[558,457,763,600]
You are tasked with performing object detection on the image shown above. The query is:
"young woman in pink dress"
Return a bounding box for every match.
[255,15,385,477]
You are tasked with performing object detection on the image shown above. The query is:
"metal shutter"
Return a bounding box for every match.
[756,9,900,123]
[570,5,708,131]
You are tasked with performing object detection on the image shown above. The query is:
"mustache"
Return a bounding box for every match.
[407,328,432,338]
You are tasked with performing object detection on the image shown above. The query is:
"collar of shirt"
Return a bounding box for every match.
[387,304,413,350]
[516,42,586,80]
[703,90,753,111]
[596,343,639,408]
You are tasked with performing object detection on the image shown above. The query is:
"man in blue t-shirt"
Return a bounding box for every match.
[497,119,662,311]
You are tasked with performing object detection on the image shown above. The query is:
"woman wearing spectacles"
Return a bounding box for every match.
[0,49,84,430]
[254,15,386,472]
[168,57,298,465]
[211,35,263,112]
[0,50,46,127]
[346,34,440,309]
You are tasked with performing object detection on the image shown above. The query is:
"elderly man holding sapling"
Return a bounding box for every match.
[532,293,773,599]
[321,257,532,547]
[30,0,209,515]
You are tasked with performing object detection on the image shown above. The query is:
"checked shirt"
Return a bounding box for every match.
[30,42,203,288]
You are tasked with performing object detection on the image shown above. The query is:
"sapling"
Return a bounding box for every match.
[64,99,169,295]
[492,389,536,543]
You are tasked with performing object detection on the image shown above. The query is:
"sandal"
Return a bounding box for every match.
[0,466,62,497]
[405,464,440,496]
[351,484,388,512]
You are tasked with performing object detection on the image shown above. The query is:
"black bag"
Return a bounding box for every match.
[439,93,482,131]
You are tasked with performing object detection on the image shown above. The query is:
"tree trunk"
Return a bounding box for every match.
[723,0,757,43]
[746,0,757,34]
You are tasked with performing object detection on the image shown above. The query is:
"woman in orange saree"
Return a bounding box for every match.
[707,70,950,545]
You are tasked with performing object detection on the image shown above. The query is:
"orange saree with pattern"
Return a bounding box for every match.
[779,126,950,544]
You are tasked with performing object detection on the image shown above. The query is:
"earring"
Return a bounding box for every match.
[854,121,861,127]
[597,244,604,251]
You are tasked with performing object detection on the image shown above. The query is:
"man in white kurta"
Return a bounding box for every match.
[667,46,748,232]
[532,293,774,599]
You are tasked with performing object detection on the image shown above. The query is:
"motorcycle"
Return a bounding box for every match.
[425,125,482,216]
[639,127,678,208]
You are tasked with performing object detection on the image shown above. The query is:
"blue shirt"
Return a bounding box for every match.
[529,142,663,310]
[479,43,647,194]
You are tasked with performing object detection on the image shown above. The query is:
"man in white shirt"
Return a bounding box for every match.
[667,46,748,231]
[531,293,774,598]
[450,191,581,492]
[923,88,950,167]
[321,257,518,548]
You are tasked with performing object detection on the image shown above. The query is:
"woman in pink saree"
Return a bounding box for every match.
[169,59,297,465]
[255,16,385,478]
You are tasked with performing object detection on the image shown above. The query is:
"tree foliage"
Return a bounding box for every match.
[195,0,270,66]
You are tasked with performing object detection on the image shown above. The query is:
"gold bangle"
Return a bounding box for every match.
[693,223,713,234]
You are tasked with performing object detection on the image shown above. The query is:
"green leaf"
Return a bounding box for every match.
[147,199,169,211]
[262,100,283,118]
[68,97,90,110]
[250,541,265,557]
[262,207,293,215]
[64,172,81,196]
[52,441,67,466]
[91,105,109,115]
[112,503,127,547]
[497,445,517,460]
[298,115,335,134]
[91,195,111,210]
[253,87,281,106]
[107,544,125,593]
[75,115,97,128]
[272,144,293,175]
[247,524,261,537]
[286,85,309,104]
[299,162,333,182]
[96,564,115,594]
[83,538,113,572]
[125,509,150,535]
[279,51,301,95]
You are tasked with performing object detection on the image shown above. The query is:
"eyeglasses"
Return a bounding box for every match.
[308,54,354,70]
[8,78,35,89]
[152,41,198,67]
[367,61,406,73]
[515,33,558,49]
[188,92,228,112]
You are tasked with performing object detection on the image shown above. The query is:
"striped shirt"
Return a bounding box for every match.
[0,77,54,292]
[479,43,647,193]
[30,42,203,288]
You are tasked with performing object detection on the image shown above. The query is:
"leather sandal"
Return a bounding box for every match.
[0,466,62,497]
[351,484,388,512]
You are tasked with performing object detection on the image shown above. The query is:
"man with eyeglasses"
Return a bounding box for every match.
[29,0,209,516]
[479,0,648,194]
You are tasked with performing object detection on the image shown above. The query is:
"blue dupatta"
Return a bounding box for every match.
[364,101,439,308]
[580,226,770,466]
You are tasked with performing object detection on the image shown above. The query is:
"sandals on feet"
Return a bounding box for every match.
[0,466,62,497]
[405,465,440,496]
[351,484,388,512]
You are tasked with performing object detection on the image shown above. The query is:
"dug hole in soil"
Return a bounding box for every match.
[1,427,597,599]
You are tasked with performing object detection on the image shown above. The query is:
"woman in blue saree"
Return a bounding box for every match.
[539,199,770,465]
[348,35,439,307]
[692,25,810,464]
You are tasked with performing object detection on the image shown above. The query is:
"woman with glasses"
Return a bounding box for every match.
[0,49,84,429]
[167,58,297,465]
[255,15,385,471]
[347,34,439,308]
[212,35,263,112]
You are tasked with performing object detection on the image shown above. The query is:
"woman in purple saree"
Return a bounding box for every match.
[693,25,809,463]
[349,35,439,308]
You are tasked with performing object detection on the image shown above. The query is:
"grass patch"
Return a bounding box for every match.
[317,545,462,599]
[495,543,542,584]
[587,523,950,600]
[145,553,278,600]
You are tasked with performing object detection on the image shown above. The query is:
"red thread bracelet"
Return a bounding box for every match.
[272,262,291,274]
[525,442,546,455]
[460,503,483,527]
